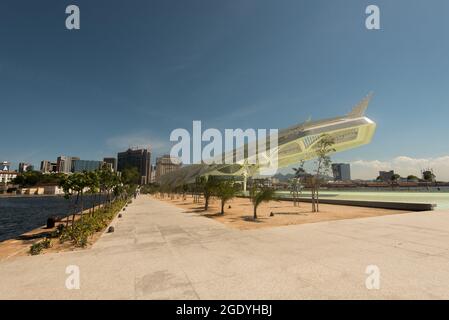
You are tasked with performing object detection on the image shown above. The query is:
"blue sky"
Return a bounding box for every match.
[1,0,449,179]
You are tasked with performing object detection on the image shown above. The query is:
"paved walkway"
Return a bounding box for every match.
[1,196,449,299]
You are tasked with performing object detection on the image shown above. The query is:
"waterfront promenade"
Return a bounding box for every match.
[1,196,449,299]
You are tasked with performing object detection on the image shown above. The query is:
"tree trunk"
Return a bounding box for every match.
[221,200,225,215]
[253,205,257,220]
[80,190,84,222]
[72,192,79,228]
[205,195,209,210]
[311,188,316,213]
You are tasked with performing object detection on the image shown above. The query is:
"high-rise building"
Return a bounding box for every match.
[155,155,181,182]
[72,160,103,173]
[117,148,151,185]
[41,160,53,173]
[150,164,156,183]
[56,156,80,173]
[331,163,351,181]
[103,157,117,172]
[18,162,33,173]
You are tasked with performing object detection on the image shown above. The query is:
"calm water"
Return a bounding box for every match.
[276,189,449,210]
[0,195,104,242]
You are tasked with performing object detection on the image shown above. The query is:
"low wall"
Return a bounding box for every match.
[281,197,436,211]
[238,195,436,211]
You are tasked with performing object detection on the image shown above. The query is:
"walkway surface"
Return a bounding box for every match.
[1,196,449,299]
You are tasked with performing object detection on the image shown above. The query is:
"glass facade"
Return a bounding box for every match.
[72,160,103,173]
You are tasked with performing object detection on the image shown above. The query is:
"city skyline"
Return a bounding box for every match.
[2,1,449,179]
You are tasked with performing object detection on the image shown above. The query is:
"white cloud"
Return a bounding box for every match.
[350,156,449,181]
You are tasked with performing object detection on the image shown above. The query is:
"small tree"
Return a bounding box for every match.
[289,178,302,207]
[196,176,218,211]
[215,180,238,215]
[309,134,335,213]
[59,173,90,226]
[422,171,436,188]
[407,175,419,182]
[390,173,401,189]
[182,184,188,200]
[250,186,275,220]
[59,175,75,226]
[121,167,141,186]
[86,171,100,214]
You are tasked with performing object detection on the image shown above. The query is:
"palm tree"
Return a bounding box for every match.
[250,186,275,220]
[196,176,218,211]
[215,180,238,215]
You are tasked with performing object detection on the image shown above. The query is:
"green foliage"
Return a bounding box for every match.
[423,171,436,182]
[54,164,135,250]
[121,167,140,186]
[29,242,44,255]
[140,183,160,194]
[41,238,52,249]
[58,199,126,247]
[50,224,65,238]
[13,171,66,187]
[292,161,306,178]
[29,238,52,255]
[391,174,401,182]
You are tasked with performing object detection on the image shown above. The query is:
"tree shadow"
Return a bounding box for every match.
[203,212,224,218]
[183,206,207,213]
[274,212,309,216]
[14,231,53,241]
[241,216,264,223]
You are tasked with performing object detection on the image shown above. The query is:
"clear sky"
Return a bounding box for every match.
[1,0,449,179]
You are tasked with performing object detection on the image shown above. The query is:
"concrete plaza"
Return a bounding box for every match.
[1,196,449,299]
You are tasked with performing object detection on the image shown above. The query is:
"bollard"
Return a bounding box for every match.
[46,216,56,228]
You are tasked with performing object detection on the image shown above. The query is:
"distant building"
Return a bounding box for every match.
[0,161,17,185]
[250,177,272,188]
[51,162,58,173]
[150,164,156,183]
[117,148,151,185]
[1,161,11,172]
[18,162,33,173]
[57,156,80,173]
[103,157,117,172]
[155,155,181,182]
[72,160,103,173]
[379,170,394,182]
[40,160,54,173]
[332,163,351,181]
